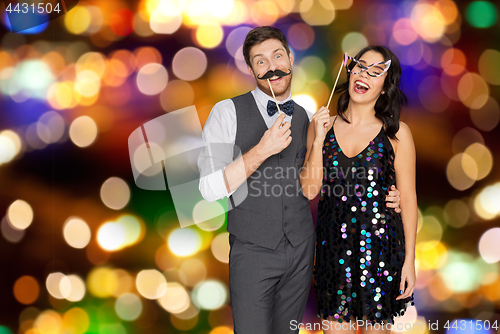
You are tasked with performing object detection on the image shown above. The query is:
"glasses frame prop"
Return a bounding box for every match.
[343,54,392,78]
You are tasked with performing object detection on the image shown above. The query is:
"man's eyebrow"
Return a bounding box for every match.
[252,48,285,61]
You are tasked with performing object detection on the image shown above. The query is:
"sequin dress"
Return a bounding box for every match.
[314,117,415,324]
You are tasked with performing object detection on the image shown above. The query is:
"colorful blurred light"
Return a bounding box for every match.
[1,216,25,243]
[63,275,86,302]
[478,49,500,86]
[192,280,227,310]
[341,32,368,56]
[299,0,335,26]
[7,199,33,230]
[136,269,167,299]
[115,215,144,247]
[97,222,125,251]
[87,267,119,298]
[34,310,63,334]
[62,307,89,334]
[466,1,498,28]
[46,272,67,299]
[69,115,98,148]
[172,47,207,81]
[293,94,317,115]
[451,127,484,154]
[160,80,195,112]
[211,232,230,263]
[441,48,466,76]
[300,56,325,82]
[110,9,134,36]
[158,282,190,314]
[14,276,39,305]
[411,3,446,43]
[439,253,482,292]
[168,228,202,257]
[225,26,252,58]
[179,259,207,287]
[192,200,225,231]
[136,63,168,95]
[443,200,469,228]
[150,5,182,34]
[100,177,130,210]
[0,130,19,164]
[416,215,443,251]
[463,143,493,181]
[457,73,489,109]
[115,293,143,321]
[392,18,418,46]
[469,96,500,131]
[63,217,91,249]
[474,183,500,220]
[287,23,315,51]
[195,23,224,49]
[479,228,500,264]
[37,111,65,144]
[64,6,91,35]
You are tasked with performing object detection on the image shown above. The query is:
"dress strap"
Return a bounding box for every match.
[330,115,338,134]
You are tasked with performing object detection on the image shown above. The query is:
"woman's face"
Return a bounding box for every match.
[348,50,388,106]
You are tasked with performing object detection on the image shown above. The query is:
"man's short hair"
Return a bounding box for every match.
[243,26,290,68]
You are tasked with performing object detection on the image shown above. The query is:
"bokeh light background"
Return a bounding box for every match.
[0,0,500,333]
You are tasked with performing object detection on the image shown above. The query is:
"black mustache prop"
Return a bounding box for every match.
[257,69,291,80]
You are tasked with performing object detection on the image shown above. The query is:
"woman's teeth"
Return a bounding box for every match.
[356,81,369,90]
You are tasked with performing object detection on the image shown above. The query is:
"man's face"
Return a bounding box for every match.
[247,38,294,100]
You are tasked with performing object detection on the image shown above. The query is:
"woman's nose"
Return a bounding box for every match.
[359,69,370,79]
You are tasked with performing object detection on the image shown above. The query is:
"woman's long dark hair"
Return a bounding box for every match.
[335,45,408,140]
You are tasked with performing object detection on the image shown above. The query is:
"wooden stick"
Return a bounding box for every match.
[267,79,282,115]
[326,60,344,109]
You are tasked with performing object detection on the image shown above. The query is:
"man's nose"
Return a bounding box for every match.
[268,58,278,71]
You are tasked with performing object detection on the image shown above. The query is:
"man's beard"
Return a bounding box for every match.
[255,71,293,99]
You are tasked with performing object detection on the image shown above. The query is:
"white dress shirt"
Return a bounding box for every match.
[198,86,313,202]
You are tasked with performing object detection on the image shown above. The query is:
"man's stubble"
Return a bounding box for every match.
[255,70,293,101]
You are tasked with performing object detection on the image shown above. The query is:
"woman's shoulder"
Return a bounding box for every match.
[389,121,414,154]
[397,121,413,140]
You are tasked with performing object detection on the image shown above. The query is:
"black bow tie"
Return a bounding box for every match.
[267,100,294,117]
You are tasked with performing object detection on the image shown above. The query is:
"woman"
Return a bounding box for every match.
[300,45,417,332]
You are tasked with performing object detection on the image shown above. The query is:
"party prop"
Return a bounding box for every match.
[257,68,292,118]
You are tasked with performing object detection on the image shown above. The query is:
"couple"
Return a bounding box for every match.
[198,26,416,334]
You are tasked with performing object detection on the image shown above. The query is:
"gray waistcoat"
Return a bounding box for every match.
[226,91,314,250]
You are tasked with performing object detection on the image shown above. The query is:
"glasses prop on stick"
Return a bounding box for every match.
[326,57,346,110]
[326,54,392,110]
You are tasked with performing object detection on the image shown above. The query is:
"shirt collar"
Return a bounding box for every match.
[253,85,292,110]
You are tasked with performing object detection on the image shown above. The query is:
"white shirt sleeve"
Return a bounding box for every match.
[198,99,238,202]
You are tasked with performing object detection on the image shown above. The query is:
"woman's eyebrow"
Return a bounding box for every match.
[359,59,385,71]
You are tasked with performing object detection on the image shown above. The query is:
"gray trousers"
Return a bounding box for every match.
[228,231,315,334]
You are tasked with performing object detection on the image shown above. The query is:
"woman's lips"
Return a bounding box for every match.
[353,80,369,94]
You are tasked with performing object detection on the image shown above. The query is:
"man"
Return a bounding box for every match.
[198,26,400,334]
